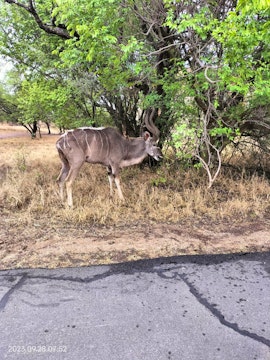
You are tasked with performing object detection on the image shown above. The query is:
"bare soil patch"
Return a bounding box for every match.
[0,124,29,139]
[1,125,270,270]
[1,214,270,270]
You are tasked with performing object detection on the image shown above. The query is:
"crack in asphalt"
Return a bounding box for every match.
[0,274,27,311]
[0,261,269,350]
[179,273,270,348]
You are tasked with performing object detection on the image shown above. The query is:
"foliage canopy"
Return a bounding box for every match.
[0,0,270,183]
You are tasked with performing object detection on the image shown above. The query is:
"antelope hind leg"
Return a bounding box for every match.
[64,164,83,208]
[66,181,73,208]
[56,166,70,204]
[107,167,114,197]
[114,175,124,200]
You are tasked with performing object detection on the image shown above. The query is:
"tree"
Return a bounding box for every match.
[237,0,270,11]
[0,83,19,124]
[1,0,174,139]
[1,0,270,184]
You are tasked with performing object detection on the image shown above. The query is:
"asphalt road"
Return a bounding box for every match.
[0,251,269,360]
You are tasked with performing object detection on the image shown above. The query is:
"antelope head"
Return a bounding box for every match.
[143,108,162,161]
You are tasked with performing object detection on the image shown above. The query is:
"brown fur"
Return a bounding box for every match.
[56,127,162,207]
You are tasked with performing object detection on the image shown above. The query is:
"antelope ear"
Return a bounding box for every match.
[143,131,151,141]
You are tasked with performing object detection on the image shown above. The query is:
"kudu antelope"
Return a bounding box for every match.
[56,111,162,207]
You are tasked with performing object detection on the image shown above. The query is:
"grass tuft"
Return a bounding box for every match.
[1,133,270,227]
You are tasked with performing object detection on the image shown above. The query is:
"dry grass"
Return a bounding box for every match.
[1,132,270,227]
[1,126,270,269]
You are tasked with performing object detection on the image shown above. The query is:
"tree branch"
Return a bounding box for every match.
[5,0,72,39]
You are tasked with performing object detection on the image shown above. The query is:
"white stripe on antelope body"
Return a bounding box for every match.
[56,121,162,207]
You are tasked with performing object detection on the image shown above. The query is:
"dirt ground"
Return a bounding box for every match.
[1,126,270,270]
[1,213,270,270]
